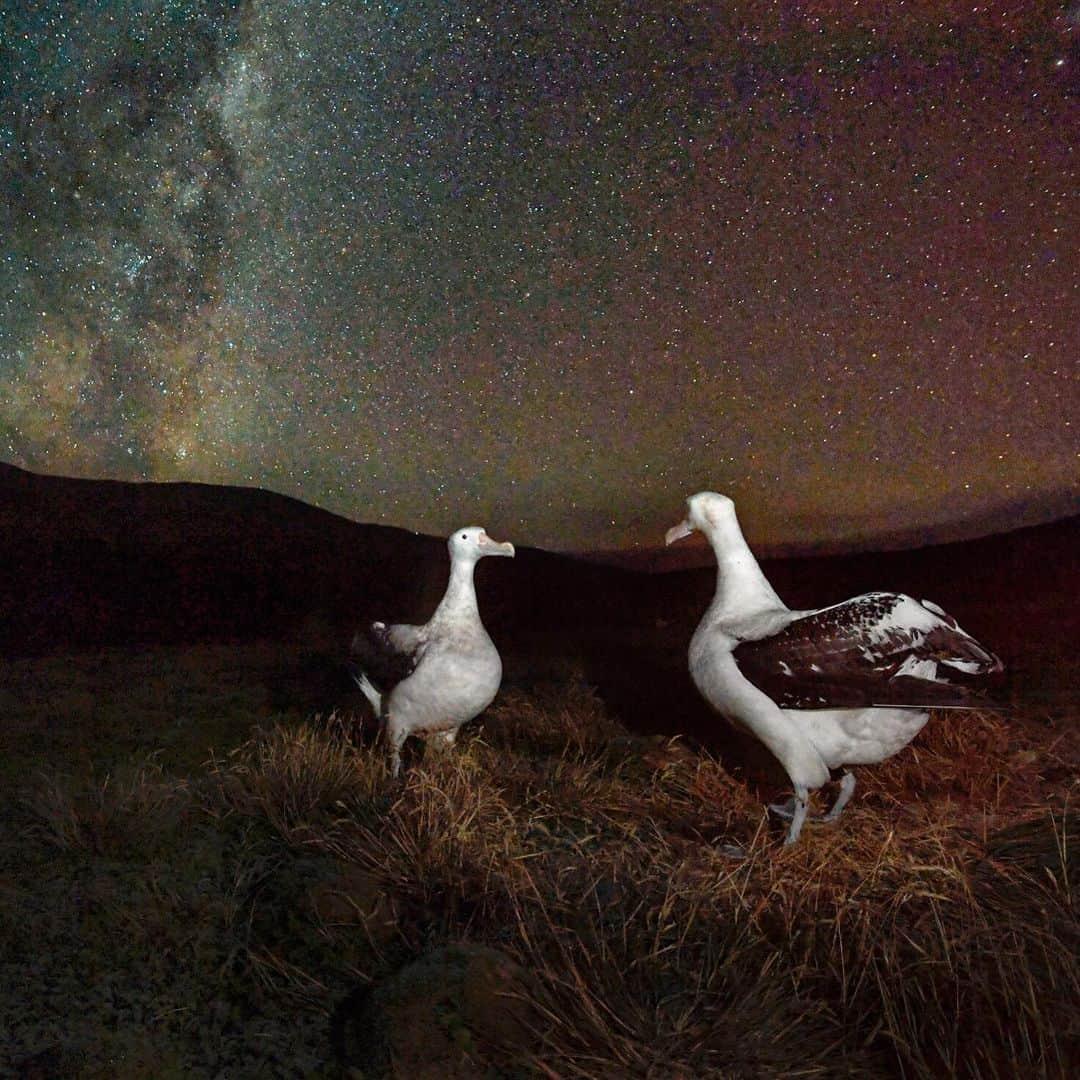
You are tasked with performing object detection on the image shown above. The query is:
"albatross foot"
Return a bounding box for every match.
[715,843,748,860]
[769,798,827,824]
[771,783,857,827]
[768,791,814,844]
[768,798,799,822]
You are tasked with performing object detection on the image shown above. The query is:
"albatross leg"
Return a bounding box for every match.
[822,771,856,823]
[783,790,810,846]
[386,716,408,778]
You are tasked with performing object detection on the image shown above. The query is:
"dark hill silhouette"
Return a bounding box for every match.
[587,487,1080,571]
[1,461,1075,737]
[0,460,664,711]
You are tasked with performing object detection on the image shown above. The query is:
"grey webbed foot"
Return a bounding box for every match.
[768,797,799,821]
[716,843,748,860]
[769,798,826,823]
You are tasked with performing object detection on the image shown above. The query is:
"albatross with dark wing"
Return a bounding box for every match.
[666,492,1003,845]
[349,526,515,775]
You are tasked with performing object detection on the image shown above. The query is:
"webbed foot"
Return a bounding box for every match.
[716,843,748,860]
[768,798,799,821]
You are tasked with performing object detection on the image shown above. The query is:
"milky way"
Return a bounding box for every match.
[1,1,1077,551]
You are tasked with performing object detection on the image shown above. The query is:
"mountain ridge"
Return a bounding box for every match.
[1,459,1075,730]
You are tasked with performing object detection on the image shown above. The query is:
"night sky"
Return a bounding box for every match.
[2,1,1076,551]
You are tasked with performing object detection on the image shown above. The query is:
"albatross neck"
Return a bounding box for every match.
[703,511,786,617]
[435,554,482,622]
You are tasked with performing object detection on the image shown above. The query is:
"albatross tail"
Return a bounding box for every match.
[346,661,382,714]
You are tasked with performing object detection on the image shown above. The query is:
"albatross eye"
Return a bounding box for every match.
[461,533,468,540]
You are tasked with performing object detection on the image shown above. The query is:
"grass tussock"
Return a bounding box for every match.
[210,717,383,836]
[859,707,1057,815]
[25,757,191,857]
[2,664,1077,1077]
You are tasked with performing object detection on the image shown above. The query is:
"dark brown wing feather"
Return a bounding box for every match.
[733,592,1002,709]
[349,623,422,693]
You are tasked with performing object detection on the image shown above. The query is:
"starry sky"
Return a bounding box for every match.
[1,1,1077,552]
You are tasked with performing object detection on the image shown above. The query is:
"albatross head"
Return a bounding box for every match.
[665,491,735,545]
[449,526,516,562]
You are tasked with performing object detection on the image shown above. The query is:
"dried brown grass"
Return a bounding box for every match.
[205,684,1078,1078]
[25,757,190,856]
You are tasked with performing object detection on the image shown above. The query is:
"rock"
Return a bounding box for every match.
[334,943,538,1077]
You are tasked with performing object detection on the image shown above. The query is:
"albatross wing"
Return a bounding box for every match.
[733,591,1003,710]
[350,620,428,694]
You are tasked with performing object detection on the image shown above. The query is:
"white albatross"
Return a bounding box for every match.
[348,526,515,775]
[666,492,1003,845]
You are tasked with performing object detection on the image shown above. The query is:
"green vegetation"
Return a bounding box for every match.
[1,644,1076,1077]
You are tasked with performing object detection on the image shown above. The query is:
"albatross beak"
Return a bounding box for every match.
[479,535,515,557]
[665,520,694,546]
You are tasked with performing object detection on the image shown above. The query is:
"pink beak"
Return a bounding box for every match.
[478,533,515,557]
[665,520,694,546]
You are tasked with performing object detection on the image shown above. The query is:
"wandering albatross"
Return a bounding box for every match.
[666,492,1003,846]
[348,526,515,775]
